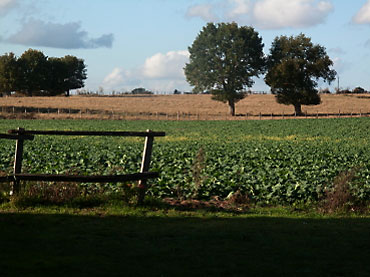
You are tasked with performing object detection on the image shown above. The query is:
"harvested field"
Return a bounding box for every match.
[0,94,369,120]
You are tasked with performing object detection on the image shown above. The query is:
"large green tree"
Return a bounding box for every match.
[185,22,265,116]
[265,34,336,115]
[47,56,87,96]
[18,49,49,96]
[0,49,87,96]
[0,52,18,96]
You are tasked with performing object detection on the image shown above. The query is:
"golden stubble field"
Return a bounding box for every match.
[0,94,369,119]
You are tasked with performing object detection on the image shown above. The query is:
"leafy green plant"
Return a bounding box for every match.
[0,118,368,206]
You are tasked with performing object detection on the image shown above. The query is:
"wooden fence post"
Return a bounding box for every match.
[11,128,25,195]
[137,129,154,205]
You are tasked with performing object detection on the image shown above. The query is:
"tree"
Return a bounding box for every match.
[265,34,336,115]
[47,57,68,96]
[61,55,87,96]
[184,22,265,116]
[18,49,49,96]
[352,87,366,94]
[131,87,152,94]
[0,49,87,96]
[0,52,18,96]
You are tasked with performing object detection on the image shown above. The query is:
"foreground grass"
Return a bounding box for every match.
[1,203,369,277]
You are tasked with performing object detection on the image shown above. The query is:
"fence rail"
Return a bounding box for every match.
[1,105,370,120]
[1,128,165,204]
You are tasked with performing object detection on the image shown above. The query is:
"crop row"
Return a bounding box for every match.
[0,118,369,204]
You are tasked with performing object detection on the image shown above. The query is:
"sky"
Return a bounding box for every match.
[1,0,370,93]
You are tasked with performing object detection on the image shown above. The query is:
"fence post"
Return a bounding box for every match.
[137,129,154,205]
[11,127,25,195]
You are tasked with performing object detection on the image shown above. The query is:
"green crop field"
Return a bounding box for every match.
[0,118,369,205]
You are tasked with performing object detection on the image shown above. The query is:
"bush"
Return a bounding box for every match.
[320,168,369,214]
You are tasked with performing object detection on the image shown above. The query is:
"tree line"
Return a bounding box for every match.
[185,22,337,116]
[0,49,86,97]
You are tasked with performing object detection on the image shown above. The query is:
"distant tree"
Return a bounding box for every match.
[131,87,146,94]
[173,89,181,95]
[18,49,49,96]
[131,87,152,94]
[0,52,18,96]
[265,34,336,115]
[352,87,366,94]
[184,22,265,116]
[61,55,87,96]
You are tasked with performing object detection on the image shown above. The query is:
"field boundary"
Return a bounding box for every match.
[1,105,369,120]
[0,106,370,120]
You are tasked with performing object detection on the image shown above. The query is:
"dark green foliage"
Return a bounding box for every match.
[18,49,49,96]
[265,34,336,115]
[47,56,87,96]
[0,49,86,96]
[0,119,369,205]
[185,22,265,115]
[131,87,152,95]
[0,52,18,96]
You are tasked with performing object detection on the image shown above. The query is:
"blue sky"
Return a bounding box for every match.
[1,0,370,93]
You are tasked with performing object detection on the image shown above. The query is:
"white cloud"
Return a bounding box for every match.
[253,0,333,29]
[3,18,113,49]
[186,0,333,29]
[186,4,218,21]
[142,51,190,79]
[353,0,370,24]
[226,0,250,19]
[0,0,17,15]
[102,68,126,89]
[102,50,191,92]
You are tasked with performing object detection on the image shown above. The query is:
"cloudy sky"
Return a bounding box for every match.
[1,0,370,93]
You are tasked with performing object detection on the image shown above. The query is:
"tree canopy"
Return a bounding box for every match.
[265,34,336,115]
[0,52,18,95]
[0,49,87,96]
[184,22,265,116]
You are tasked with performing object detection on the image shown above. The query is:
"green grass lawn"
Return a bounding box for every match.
[1,205,369,277]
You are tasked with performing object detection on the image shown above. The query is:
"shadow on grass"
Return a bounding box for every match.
[0,212,369,277]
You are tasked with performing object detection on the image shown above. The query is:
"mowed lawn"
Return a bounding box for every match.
[0,207,369,277]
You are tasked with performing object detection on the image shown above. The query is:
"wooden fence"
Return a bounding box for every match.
[1,105,370,120]
[0,128,165,204]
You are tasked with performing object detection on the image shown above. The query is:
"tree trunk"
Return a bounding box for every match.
[228,100,235,116]
[294,103,303,116]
